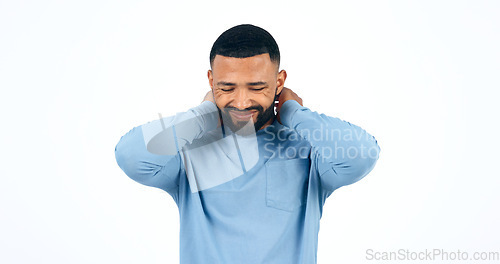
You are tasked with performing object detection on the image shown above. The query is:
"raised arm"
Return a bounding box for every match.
[277,88,380,193]
[114,99,219,198]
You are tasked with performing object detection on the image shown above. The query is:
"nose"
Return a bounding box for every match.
[232,88,252,110]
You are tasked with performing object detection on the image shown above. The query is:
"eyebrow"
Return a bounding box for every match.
[216,81,268,86]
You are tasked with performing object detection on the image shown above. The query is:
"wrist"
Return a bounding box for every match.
[279,100,305,127]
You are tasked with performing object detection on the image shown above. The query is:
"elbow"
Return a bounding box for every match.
[362,138,380,172]
[114,126,146,181]
[319,138,380,190]
[354,150,379,180]
[115,138,159,184]
[115,137,138,180]
[341,152,379,186]
[355,137,380,178]
[114,128,179,190]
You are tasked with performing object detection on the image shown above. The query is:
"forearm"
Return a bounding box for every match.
[142,101,220,155]
[114,101,219,191]
[279,100,380,190]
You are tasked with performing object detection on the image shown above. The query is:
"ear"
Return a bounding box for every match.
[207,70,214,90]
[276,70,287,95]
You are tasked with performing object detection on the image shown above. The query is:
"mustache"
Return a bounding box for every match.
[223,105,263,112]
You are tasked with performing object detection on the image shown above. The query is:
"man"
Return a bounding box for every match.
[115,24,380,263]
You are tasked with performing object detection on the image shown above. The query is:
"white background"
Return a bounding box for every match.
[1,0,499,263]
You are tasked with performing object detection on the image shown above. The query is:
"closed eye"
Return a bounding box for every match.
[251,87,266,91]
[221,88,234,92]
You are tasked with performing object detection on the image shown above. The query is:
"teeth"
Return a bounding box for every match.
[231,111,253,118]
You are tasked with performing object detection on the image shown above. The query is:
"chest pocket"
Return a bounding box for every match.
[265,158,310,212]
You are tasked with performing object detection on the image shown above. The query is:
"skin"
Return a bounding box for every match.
[205,53,303,131]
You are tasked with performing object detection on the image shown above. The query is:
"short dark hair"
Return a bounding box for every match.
[209,24,280,69]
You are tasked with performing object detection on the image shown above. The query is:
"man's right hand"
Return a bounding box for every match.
[202,90,222,127]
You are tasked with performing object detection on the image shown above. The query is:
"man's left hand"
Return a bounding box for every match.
[276,87,303,124]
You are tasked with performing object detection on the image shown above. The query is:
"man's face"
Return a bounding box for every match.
[208,53,286,133]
